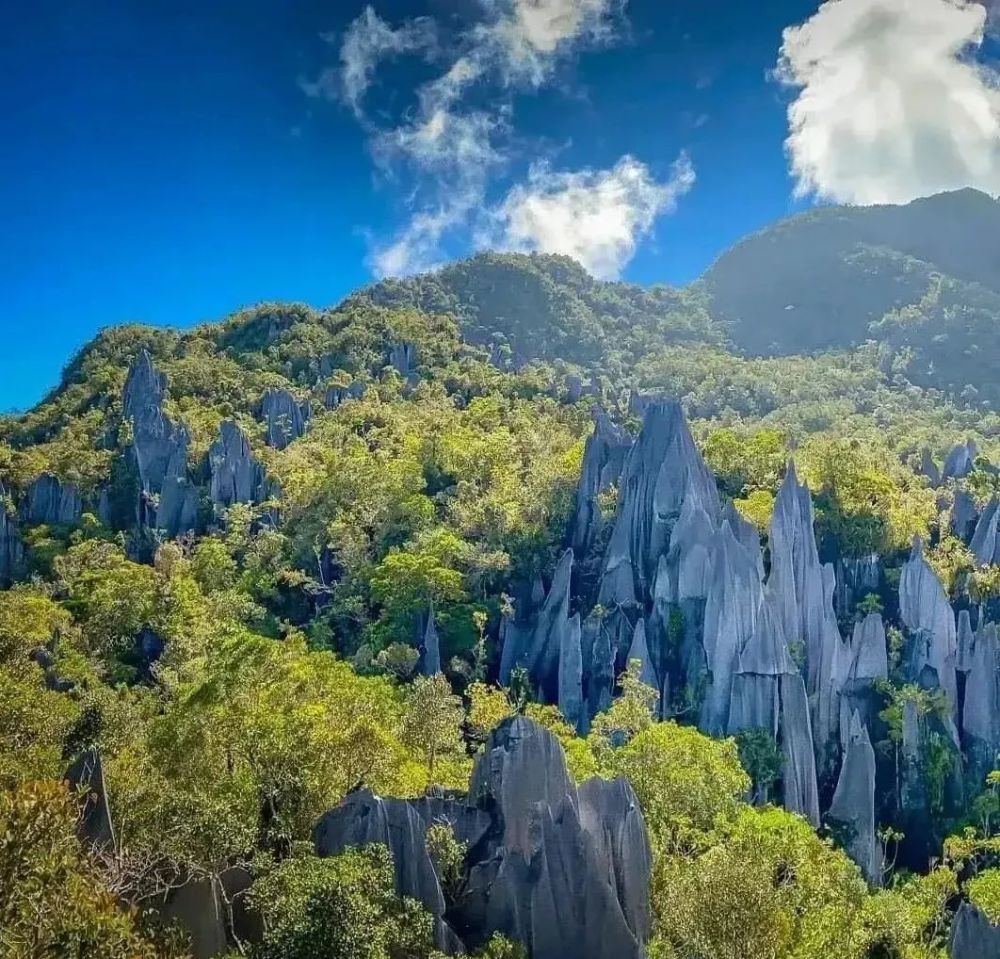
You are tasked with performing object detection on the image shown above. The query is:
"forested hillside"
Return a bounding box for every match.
[4,193,1000,959]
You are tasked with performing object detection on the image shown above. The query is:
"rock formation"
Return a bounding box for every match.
[951,901,1000,959]
[962,623,1000,788]
[571,408,632,558]
[826,712,882,886]
[122,351,199,537]
[943,440,978,482]
[834,554,881,621]
[971,498,1000,566]
[315,717,652,959]
[836,613,889,751]
[21,473,82,526]
[64,747,116,852]
[420,604,442,676]
[952,489,981,542]
[899,538,958,710]
[598,399,719,609]
[260,388,310,449]
[0,483,25,585]
[209,420,268,512]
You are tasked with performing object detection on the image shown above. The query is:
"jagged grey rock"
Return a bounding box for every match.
[943,440,978,481]
[919,448,941,488]
[700,521,764,735]
[837,613,889,751]
[314,789,447,919]
[766,461,830,695]
[827,712,882,886]
[122,351,198,536]
[557,613,584,731]
[598,399,719,609]
[957,610,976,675]
[261,388,310,449]
[722,500,764,578]
[626,619,658,691]
[325,380,365,408]
[21,473,82,526]
[971,498,1000,566]
[209,421,268,511]
[158,878,228,959]
[962,623,1000,787]
[900,538,958,710]
[389,342,418,378]
[779,668,822,828]
[952,489,981,542]
[461,717,650,959]
[571,409,632,558]
[950,901,1000,959]
[834,554,881,621]
[420,604,441,676]
[0,484,25,585]
[64,747,116,852]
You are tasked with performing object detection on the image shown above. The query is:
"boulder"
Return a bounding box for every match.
[261,389,310,449]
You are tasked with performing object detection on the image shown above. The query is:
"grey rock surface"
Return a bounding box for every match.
[21,473,82,526]
[64,747,116,852]
[571,409,632,558]
[971,498,1000,566]
[0,484,25,585]
[900,538,958,710]
[827,712,882,886]
[261,388,310,449]
[951,902,1000,959]
[209,420,268,510]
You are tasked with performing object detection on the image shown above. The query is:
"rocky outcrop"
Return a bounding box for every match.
[952,490,980,542]
[919,449,941,488]
[557,613,584,732]
[0,484,25,585]
[571,409,632,558]
[389,342,419,379]
[766,462,829,694]
[64,748,116,852]
[900,539,958,710]
[962,623,1000,788]
[699,521,764,735]
[260,389,310,449]
[836,613,889,751]
[325,381,365,409]
[598,399,719,609]
[834,554,881,621]
[420,604,442,676]
[122,351,198,537]
[951,901,1000,959]
[315,717,652,959]
[461,718,650,958]
[827,712,882,886]
[943,441,978,482]
[971,498,1000,566]
[209,421,268,512]
[156,878,228,959]
[21,473,82,526]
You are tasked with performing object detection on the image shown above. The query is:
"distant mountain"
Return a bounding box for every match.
[702,188,1000,356]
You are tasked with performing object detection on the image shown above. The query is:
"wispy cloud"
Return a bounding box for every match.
[303,0,691,277]
[301,6,436,117]
[777,0,1000,205]
[484,153,696,279]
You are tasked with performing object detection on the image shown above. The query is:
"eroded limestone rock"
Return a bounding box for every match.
[261,389,310,449]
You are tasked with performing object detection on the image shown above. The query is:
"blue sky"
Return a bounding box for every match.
[2,0,998,410]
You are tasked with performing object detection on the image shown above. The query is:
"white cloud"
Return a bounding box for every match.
[486,153,696,279]
[481,0,623,85]
[777,0,1000,205]
[302,6,435,116]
